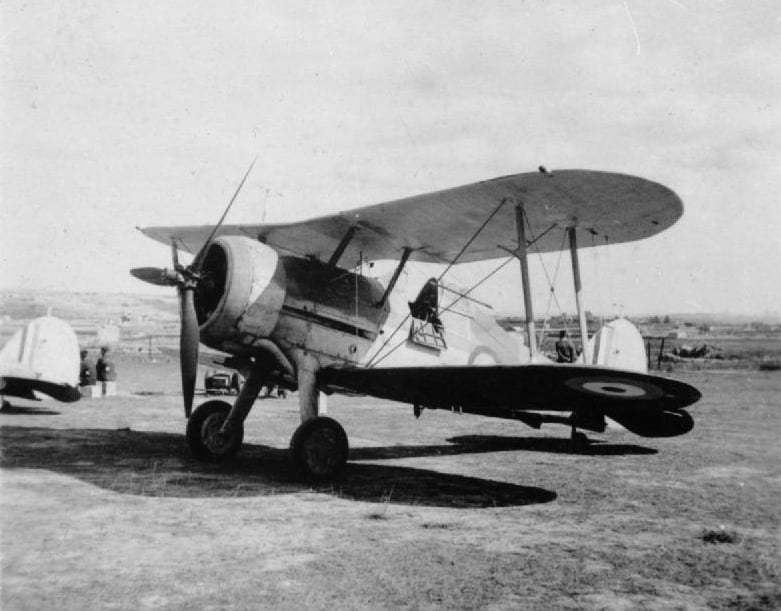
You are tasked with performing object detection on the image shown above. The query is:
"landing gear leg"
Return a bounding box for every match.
[296,352,320,424]
[221,365,266,436]
[570,425,590,447]
[186,365,265,461]
[289,352,349,479]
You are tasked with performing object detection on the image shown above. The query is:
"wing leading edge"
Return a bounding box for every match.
[139,170,683,264]
[318,364,701,438]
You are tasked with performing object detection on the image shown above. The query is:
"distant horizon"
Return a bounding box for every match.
[2,286,778,324]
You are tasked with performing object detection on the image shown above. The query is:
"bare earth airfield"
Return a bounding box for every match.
[1,298,780,609]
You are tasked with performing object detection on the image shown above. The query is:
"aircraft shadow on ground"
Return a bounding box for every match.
[0,426,556,508]
[0,404,62,416]
[351,434,658,461]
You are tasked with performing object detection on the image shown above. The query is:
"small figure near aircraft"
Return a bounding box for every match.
[1,315,81,409]
[132,164,701,479]
[80,349,97,387]
[555,330,577,363]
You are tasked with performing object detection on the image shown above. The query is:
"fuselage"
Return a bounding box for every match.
[194,236,527,373]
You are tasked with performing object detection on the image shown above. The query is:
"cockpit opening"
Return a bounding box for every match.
[408,278,446,350]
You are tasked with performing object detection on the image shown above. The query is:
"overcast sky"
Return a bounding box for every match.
[1,1,779,317]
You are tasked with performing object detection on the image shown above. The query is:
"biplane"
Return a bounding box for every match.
[0,315,81,408]
[132,165,701,479]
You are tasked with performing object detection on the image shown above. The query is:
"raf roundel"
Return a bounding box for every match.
[564,376,665,400]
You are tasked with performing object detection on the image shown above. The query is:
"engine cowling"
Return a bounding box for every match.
[196,236,286,353]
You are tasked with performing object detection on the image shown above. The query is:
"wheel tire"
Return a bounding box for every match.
[186,400,244,461]
[290,416,349,480]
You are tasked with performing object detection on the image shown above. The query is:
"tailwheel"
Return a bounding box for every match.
[186,400,244,461]
[290,416,349,480]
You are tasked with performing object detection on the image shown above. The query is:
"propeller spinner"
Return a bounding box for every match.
[130,159,257,417]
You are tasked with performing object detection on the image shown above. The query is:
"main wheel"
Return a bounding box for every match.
[290,416,349,480]
[186,400,244,461]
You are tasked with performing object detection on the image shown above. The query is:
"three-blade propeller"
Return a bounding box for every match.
[130,159,257,417]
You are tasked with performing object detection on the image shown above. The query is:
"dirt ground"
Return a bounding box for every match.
[1,357,780,610]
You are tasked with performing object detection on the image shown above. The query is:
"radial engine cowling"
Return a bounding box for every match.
[195,236,286,352]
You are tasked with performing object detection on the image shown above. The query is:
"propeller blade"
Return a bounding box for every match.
[191,157,257,273]
[141,161,257,417]
[171,241,181,270]
[179,286,199,418]
[130,267,177,287]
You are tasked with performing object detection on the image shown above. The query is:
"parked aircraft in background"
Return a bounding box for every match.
[0,315,81,408]
[132,164,701,479]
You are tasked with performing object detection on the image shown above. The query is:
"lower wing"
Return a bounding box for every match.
[318,364,701,438]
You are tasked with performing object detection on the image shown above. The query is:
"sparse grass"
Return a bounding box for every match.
[366,486,395,520]
[758,359,781,372]
[2,369,780,609]
[701,527,741,544]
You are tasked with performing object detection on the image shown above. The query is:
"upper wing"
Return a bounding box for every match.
[318,364,701,437]
[139,170,682,264]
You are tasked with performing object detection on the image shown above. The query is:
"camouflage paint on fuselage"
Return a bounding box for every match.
[268,256,526,371]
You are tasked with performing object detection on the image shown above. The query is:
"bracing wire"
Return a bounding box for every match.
[364,291,413,368]
[523,209,569,351]
[591,232,604,326]
[435,197,508,284]
[354,251,361,335]
[538,235,568,349]
[366,197,508,368]
[604,236,616,317]
[373,255,517,369]
[439,256,515,316]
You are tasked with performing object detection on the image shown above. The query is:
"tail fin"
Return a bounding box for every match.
[587,318,647,373]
